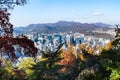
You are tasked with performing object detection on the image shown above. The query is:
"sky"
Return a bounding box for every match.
[9,0,120,27]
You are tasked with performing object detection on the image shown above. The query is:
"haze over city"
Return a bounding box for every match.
[10,0,120,27]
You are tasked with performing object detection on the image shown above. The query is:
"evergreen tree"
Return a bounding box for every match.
[30,43,64,80]
[95,25,120,80]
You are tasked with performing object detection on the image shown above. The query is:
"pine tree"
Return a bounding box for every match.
[30,43,64,80]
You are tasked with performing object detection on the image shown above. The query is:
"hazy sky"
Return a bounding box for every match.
[10,0,120,27]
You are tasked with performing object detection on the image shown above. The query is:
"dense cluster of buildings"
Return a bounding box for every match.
[25,32,110,55]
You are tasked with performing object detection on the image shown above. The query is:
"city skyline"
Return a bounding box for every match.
[9,0,120,27]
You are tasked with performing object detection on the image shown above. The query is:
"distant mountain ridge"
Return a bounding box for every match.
[91,22,112,28]
[14,21,113,34]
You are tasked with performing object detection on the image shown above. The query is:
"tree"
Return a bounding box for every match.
[58,44,76,66]
[0,60,26,80]
[94,25,120,80]
[0,0,38,65]
[17,57,36,79]
[30,43,64,80]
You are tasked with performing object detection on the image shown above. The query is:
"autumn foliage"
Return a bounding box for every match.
[59,50,75,66]
[57,44,75,65]
[0,3,37,65]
